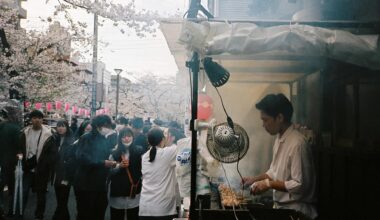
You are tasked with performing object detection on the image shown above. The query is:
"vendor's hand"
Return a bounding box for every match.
[241,176,256,186]
[120,159,129,168]
[250,179,271,195]
[105,160,117,168]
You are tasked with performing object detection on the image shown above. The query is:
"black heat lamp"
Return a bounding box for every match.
[203,57,230,87]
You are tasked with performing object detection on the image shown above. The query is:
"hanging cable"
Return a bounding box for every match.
[214,86,245,196]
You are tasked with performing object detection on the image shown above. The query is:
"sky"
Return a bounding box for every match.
[21,0,189,79]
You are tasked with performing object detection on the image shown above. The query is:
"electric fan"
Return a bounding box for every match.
[206,122,249,163]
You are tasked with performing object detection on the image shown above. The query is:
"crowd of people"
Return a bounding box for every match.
[0,109,212,220]
[0,93,318,220]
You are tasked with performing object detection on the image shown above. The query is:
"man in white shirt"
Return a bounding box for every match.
[243,93,317,219]
[20,110,56,220]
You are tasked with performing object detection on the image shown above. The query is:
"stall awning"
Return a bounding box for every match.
[178,21,380,70]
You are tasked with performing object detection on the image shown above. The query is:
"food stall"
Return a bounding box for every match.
[166,1,380,219]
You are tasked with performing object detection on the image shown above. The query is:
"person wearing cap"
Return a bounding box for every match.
[242,93,317,219]
[19,110,57,220]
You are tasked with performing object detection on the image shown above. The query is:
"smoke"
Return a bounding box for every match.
[203,81,290,191]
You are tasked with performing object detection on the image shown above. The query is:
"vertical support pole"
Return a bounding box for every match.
[353,79,360,146]
[186,1,213,219]
[116,73,120,117]
[189,52,199,220]
[91,0,99,117]
[186,2,201,219]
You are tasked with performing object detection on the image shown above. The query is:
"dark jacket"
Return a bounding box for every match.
[53,134,75,185]
[0,121,21,169]
[134,133,148,152]
[20,125,57,191]
[73,131,113,192]
[109,144,144,197]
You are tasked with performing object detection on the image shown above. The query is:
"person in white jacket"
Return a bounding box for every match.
[139,128,178,220]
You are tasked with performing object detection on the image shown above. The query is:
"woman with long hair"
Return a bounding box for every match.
[108,127,145,220]
[74,119,91,140]
[53,119,75,220]
[139,128,178,220]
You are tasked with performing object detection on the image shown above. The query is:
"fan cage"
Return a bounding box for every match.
[206,122,249,163]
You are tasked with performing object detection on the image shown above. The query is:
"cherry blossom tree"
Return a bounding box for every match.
[135,74,187,121]
[1,1,181,111]
[1,8,79,102]
[49,0,159,39]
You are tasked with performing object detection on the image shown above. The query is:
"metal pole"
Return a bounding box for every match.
[116,73,120,117]
[91,0,99,117]
[187,1,201,219]
[189,52,199,220]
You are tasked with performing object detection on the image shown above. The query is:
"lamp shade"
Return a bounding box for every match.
[203,57,230,87]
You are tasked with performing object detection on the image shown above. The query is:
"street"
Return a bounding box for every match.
[3,185,111,220]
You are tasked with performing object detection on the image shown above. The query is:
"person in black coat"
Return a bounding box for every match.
[108,127,145,220]
[52,120,75,220]
[69,118,78,135]
[66,119,91,219]
[73,115,116,220]
[0,106,21,218]
[131,117,148,151]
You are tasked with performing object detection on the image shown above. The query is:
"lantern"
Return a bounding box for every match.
[78,108,84,115]
[55,101,62,110]
[198,93,213,120]
[46,102,52,111]
[24,101,31,109]
[35,103,42,110]
[64,103,70,112]
[72,106,78,114]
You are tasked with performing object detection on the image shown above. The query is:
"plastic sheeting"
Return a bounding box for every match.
[179,21,380,70]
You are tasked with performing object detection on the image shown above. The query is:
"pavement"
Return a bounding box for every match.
[2,185,111,220]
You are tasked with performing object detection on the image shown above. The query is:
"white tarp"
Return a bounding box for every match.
[179,21,380,70]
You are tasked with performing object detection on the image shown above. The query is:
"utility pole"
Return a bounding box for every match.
[91,0,99,117]
[114,68,123,117]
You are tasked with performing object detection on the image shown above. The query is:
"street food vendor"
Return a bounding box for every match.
[242,93,317,219]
